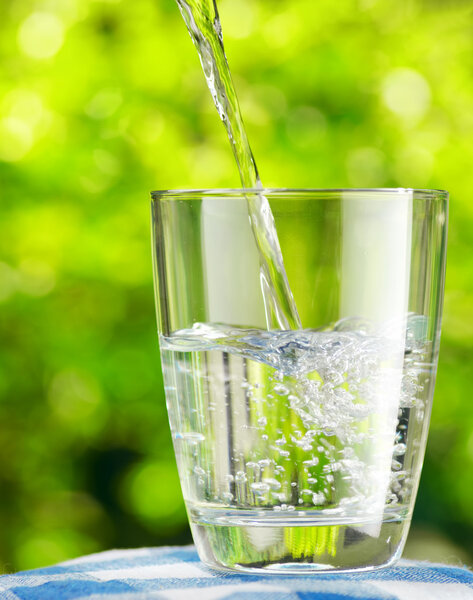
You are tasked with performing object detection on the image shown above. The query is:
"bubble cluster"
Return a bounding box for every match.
[162,314,430,518]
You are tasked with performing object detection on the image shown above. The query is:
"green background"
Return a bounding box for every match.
[0,0,472,571]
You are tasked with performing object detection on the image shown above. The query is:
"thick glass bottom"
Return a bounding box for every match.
[189,507,410,574]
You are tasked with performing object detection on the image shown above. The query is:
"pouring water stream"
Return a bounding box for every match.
[176,0,301,330]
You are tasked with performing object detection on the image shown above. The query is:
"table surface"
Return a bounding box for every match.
[0,545,472,600]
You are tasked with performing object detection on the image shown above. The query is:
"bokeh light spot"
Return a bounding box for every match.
[121,461,185,527]
[346,147,386,187]
[18,12,65,60]
[253,85,288,118]
[0,117,33,162]
[394,145,434,185]
[16,537,69,570]
[381,68,431,122]
[18,258,56,297]
[93,149,120,176]
[15,530,99,571]
[85,89,123,119]
[188,145,233,184]
[359,0,380,9]
[0,262,19,302]
[48,369,107,431]
[2,89,45,128]
[263,11,300,48]
[220,0,254,39]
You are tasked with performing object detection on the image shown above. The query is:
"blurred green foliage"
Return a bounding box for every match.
[0,0,472,572]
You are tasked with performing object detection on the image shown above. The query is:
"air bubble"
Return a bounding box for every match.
[250,482,270,494]
[246,461,259,470]
[303,458,319,467]
[263,477,281,490]
[274,383,289,396]
[391,470,407,481]
[235,471,247,483]
[312,492,325,504]
[175,432,205,443]
[393,443,406,456]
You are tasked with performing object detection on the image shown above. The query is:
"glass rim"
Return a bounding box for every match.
[151,187,448,200]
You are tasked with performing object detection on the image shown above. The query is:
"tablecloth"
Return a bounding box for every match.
[0,545,472,599]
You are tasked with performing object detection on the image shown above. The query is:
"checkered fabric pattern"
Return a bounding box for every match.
[0,545,472,599]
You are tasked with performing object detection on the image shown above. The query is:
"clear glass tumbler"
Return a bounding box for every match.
[150,188,448,573]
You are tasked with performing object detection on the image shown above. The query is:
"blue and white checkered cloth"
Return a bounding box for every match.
[0,545,472,599]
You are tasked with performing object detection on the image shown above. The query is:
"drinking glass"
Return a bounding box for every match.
[150,188,448,573]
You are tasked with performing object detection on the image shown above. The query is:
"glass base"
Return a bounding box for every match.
[189,507,410,574]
